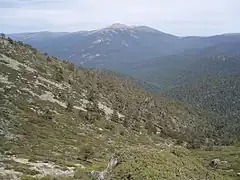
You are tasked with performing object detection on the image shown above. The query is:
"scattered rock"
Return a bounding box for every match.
[91,171,105,180]
[3,156,76,178]
[0,167,22,180]
[210,158,221,167]
[210,159,230,169]
[91,156,119,180]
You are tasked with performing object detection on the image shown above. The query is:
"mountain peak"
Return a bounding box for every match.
[131,26,160,33]
[107,23,129,29]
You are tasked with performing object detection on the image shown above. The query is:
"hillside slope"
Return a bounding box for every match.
[164,75,240,143]
[0,37,233,179]
[126,42,240,90]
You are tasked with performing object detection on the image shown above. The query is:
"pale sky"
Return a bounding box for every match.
[0,0,239,36]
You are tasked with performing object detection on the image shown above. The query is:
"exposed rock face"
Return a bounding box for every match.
[91,156,119,180]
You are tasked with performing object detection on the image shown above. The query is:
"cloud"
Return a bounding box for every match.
[0,0,239,36]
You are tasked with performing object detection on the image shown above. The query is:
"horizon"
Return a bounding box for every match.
[4,23,240,38]
[1,0,239,36]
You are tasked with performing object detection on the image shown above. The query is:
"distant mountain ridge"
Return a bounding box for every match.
[9,24,179,68]
[9,24,240,70]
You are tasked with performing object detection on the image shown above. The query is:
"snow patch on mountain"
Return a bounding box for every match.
[121,41,129,47]
[82,54,89,58]
[130,33,139,39]
[93,39,102,44]
[88,45,94,49]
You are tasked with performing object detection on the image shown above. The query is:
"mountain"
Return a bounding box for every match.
[126,41,240,90]
[9,31,69,42]
[121,40,240,143]
[1,35,239,179]
[6,27,240,146]
[8,24,180,68]
[125,41,240,137]
[8,25,240,72]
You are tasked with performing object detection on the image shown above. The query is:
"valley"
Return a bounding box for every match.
[1,23,240,180]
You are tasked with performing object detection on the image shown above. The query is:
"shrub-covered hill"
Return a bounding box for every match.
[0,36,229,179]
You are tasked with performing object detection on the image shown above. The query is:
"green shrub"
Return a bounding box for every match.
[132,122,141,132]
[170,146,189,157]
[74,168,91,179]
[120,131,125,136]
[123,118,129,128]
[42,109,54,120]
[87,89,98,102]
[8,37,14,44]
[66,101,74,112]
[68,63,75,72]
[17,41,24,46]
[111,110,119,123]
[47,56,52,62]
[81,146,94,161]
[55,72,64,82]
[36,51,41,57]
[145,121,157,135]
[105,121,115,131]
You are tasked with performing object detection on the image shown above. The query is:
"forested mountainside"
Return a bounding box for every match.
[130,41,240,145]
[164,75,240,142]
[1,36,239,179]
[125,41,240,91]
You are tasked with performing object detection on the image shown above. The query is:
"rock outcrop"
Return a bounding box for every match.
[91,156,119,180]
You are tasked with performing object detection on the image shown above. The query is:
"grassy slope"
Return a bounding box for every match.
[192,146,240,180]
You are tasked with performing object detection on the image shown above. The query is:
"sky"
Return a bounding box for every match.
[0,0,239,36]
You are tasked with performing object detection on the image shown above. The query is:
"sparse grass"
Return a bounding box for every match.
[191,146,240,179]
[0,136,12,153]
[111,146,228,180]
[21,175,74,180]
